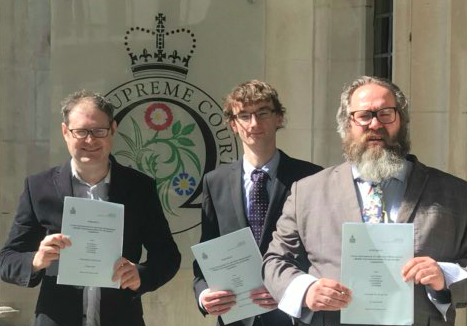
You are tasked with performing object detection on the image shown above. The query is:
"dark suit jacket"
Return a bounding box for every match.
[0,156,181,326]
[193,150,323,326]
[263,154,467,326]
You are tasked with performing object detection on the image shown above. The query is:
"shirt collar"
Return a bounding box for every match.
[243,149,280,180]
[71,160,111,186]
[351,159,411,184]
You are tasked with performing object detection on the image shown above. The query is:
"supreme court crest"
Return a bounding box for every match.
[106,13,239,233]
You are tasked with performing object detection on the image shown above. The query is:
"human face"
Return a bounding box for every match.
[229,100,282,152]
[348,83,400,148]
[61,99,117,170]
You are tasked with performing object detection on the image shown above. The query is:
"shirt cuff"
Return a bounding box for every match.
[198,288,210,311]
[438,262,467,288]
[278,274,317,319]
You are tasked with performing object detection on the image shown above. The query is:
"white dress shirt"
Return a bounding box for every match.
[71,161,111,326]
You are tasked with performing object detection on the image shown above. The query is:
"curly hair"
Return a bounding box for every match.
[223,80,286,122]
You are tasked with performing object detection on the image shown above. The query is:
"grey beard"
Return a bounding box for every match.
[354,147,405,183]
[343,129,408,183]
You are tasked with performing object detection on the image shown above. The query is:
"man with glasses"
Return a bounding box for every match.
[0,90,181,326]
[262,76,467,325]
[193,80,322,326]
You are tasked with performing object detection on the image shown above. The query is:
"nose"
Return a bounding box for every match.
[84,133,96,143]
[249,113,259,126]
[368,116,383,130]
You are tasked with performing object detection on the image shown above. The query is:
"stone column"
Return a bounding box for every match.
[0,1,51,325]
[265,0,372,167]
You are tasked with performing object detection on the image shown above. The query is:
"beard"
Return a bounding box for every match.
[342,126,410,183]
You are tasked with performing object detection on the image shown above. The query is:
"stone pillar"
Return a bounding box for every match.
[265,0,372,167]
[394,0,467,180]
[0,1,51,325]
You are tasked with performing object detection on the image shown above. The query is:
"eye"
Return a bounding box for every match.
[93,129,108,137]
[355,111,372,120]
[74,130,88,137]
[237,113,250,121]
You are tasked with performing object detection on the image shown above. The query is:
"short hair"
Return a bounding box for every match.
[61,90,115,126]
[223,80,286,122]
[336,76,409,138]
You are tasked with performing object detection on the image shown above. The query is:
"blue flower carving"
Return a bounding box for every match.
[172,172,196,196]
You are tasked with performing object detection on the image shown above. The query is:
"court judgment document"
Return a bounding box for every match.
[191,227,270,324]
[58,196,124,288]
[341,223,414,325]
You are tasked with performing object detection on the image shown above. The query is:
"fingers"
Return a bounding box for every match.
[42,234,72,249]
[402,256,445,291]
[304,278,352,311]
[32,234,71,272]
[250,286,268,296]
[112,258,141,291]
[250,286,278,309]
[201,290,236,315]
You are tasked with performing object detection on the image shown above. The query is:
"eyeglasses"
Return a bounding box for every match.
[233,108,275,123]
[350,107,397,126]
[68,128,111,139]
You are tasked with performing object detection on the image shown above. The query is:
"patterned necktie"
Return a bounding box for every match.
[362,183,384,223]
[248,170,269,244]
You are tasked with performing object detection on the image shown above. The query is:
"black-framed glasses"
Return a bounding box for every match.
[234,108,275,123]
[68,128,111,139]
[350,107,397,126]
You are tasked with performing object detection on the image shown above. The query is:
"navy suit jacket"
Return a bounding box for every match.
[0,156,181,326]
[193,150,323,326]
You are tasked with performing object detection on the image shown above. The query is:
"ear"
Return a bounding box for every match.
[229,120,238,134]
[61,122,68,139]
[277,114,284,127]
[110,120,117,135]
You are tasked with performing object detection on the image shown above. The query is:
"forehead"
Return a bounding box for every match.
[350,83,396,111]
[232,100,273,114]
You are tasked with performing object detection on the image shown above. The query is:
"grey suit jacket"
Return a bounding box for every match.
[262,154,467,326]
[193,150,322,326]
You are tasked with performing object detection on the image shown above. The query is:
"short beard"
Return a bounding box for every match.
[342,127,410,183]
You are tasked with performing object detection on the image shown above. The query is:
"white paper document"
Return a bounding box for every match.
[57,196,124,288]
[341,223,414,325]
[191,227,271,325]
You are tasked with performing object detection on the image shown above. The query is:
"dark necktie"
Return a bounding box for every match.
[248,170,269,244]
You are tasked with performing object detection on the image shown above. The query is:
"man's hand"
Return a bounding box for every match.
[303,278,352,311]
[250,286,278,309]
[112,257,141,291]
[200,289,236,315]
[32,234,71,272]
[402,256,445,291]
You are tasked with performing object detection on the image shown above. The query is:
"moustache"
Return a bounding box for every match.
[361,129,390,142]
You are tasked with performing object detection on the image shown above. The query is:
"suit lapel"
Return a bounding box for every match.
[260,152,289,245]
[53,160,74,200]
[107,156,128,204]
[229,159,248,228]
[334,162,363,223]
[397,157,428,223]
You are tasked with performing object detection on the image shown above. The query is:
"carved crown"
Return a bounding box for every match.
[124,13,196,79]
